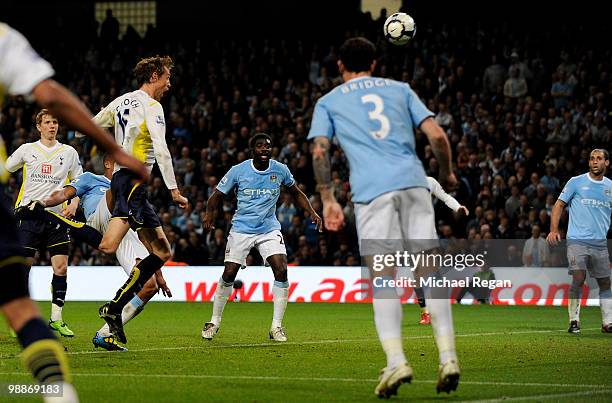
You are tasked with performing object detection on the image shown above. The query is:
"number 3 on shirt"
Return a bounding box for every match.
[361,94,390,140]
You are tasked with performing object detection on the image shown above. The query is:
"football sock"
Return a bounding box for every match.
[17,318,71,384]
[210,278,233,326]
[99,295,145,337]
[414,287,428,313]
[50,274,67,321]
[45,210,103,248]
[373,297,406,369]
[109,254,164,314]
[568,282,582,322]
[271,280,289,329]
[426,293,458,365]
[599,288,612,325]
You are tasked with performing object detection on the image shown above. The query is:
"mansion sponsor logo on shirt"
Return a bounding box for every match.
[29,170,63,185]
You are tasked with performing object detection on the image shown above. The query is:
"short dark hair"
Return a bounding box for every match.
[339,37,376,73]
[35,109,55,125]
[591,148,609,160]
[249,133,272,149]
[133,56,174,86]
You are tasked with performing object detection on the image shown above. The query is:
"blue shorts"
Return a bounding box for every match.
[111,169,161,230]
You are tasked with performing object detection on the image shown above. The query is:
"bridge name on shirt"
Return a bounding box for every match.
[340,78,394,94]
[581,198,612,208]
[243,188,279,198]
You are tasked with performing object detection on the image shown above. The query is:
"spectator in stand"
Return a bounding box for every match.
[522,225,550,267]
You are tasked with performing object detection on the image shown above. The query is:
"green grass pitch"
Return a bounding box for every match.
[1,302,610,402]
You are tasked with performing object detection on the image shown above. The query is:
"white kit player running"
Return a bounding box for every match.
[201,133,322,342]
[413,177,469,326]
[308,37,460,398]
[6,109,83,337]
[41,153,172,351]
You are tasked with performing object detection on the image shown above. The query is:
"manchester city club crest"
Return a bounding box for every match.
[605,188,611,197]
[270,175,277,182]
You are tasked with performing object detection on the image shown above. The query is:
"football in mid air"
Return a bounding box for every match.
[383,12,416,45]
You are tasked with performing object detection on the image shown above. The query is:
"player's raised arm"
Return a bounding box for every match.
[312,136,344,231]
[31,80,149,181]
[419,117,456,191]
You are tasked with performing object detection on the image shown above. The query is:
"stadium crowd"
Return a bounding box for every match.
[1,9,610,267]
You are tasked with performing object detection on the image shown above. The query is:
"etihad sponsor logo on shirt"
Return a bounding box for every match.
[580,198,612,208]
[243,188,279,197]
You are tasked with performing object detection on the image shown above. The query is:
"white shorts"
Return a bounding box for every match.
[354,188,438,255]
[88,196,149,275]
[225,229,286,266]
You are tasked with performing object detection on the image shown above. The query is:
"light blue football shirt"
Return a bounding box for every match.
[69,172,110,219]
[307,76,433,203]
[559,173,612,242]
[217,159,295,234]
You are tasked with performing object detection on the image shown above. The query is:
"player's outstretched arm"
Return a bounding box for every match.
[546,199,566,245]
[31,79,149,181]
[312,136,344,231]
[203,190,224,231]
[287,184,323,232]
[420,117,456,191]
[42,186,77,208]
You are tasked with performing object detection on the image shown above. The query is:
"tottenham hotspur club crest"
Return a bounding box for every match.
[59,156,64,165]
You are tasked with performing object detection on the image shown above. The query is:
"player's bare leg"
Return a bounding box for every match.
[568,270,586,334]
[367,258,413,399]
[202,262,241,340]
[100,227,171,343]
[596,276,612,332]
[267,253,289,342]
[99,217,131,254]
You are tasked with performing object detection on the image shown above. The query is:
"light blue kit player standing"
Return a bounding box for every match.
[201,133,322,342]
[307,37,460,398]
[548,148,612,334]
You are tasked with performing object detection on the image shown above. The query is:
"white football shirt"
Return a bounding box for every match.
[6,141,83,213]
[0,22,55,184]
[91,89,178,189]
